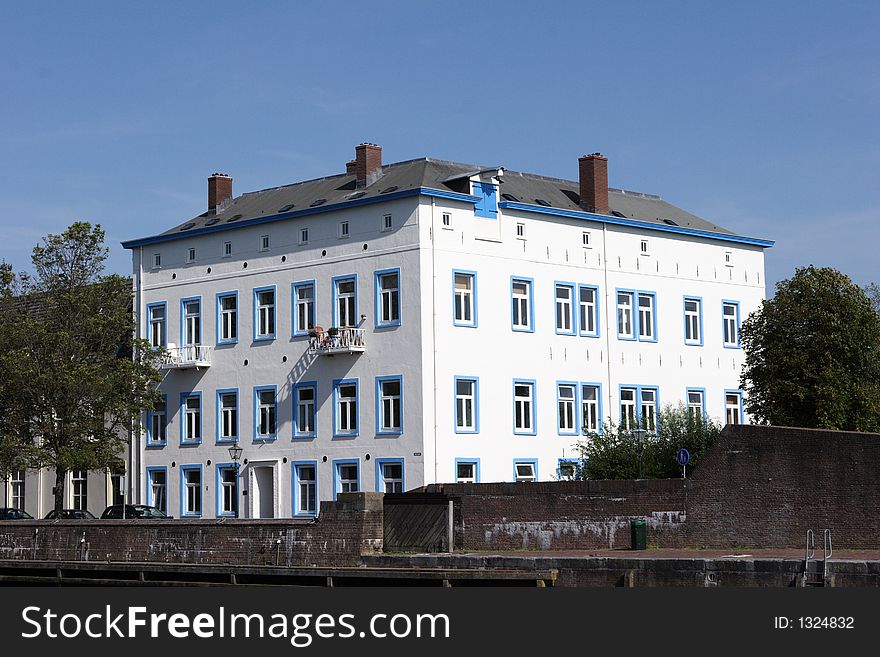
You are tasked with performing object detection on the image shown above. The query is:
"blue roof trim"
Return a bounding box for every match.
[497,201,775,248]
[121,187,481,249]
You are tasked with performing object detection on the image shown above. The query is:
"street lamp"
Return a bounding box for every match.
[228,445,243,518]
[632,428,647,479]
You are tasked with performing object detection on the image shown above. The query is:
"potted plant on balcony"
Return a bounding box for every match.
[327,326,339,337]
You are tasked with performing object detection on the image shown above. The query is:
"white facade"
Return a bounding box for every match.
[124,153,770,518]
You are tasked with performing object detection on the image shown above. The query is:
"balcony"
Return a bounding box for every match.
[161,344,213,370]
[308,328,366,356]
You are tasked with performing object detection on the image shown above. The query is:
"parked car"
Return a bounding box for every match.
[0,507,34,520]
[44,509,97,520]
[100,504,171,519]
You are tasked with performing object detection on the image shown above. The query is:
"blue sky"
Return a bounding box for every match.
[1,1,877,292]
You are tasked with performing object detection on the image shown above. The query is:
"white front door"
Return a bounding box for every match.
[249,465,276,519]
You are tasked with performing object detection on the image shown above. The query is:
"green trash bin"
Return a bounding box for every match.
[630,518,647,550]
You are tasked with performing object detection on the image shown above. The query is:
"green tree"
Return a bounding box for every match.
[573,404,722,479]
[739,266,880,430]
[0,223,163,512]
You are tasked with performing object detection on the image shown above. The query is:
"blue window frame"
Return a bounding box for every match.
[453,376,480,434]
[332,458,360,500]
[375,268,401,328]
[724,389,745,425]
[333,378,359,437]
[554,282,576,335]
[293,381,317,439]
[254,385,278,442]
[452,270,478,327]
[146,394,167,446]
[216,388,239,443]
[557,458,578,480]
[375,375,403,435]
[513,379,537,435]
[180,296,202,348]
[145,466,168,513]
[510,276,535,332]
[616,289,657,342]
[375,457,405,493]
[513,459,539,482]
[253,285,277,341]
[619,385,660,431]
[683,296,704,346]
[580,382,603,434]
[179,464,202,518]
[454,458,480,483]
[722,300,741,348]
[215,462,238,518]
[578,284,600,337]
[332,274,358,328]
[686,387,707,419]
[556,381,579,436]
[292,460,318,516]
[146,301,167,349]
[216,291,238,345]
[180,392,202,445]
[472,181,498,219]
[292,280,316,337]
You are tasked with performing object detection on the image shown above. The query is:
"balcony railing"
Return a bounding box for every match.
[161,344,213,369]
[308,328,366,356]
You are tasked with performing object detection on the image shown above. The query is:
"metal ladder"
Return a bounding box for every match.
[802,529,832,587]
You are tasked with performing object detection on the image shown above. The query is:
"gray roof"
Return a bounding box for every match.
[147,157,739,241]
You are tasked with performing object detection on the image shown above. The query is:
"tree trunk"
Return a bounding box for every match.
[54,466,66,514]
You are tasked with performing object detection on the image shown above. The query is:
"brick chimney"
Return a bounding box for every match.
[578,153,609,215]
[355,143,382,187]
[345,159,357,175]
[208,173,233,212]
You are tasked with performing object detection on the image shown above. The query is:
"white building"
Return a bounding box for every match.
[119,143,773,519]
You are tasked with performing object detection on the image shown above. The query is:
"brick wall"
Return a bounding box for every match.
[0,493,383,567]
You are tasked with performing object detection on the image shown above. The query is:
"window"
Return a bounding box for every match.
[516,222,525,239]
[254,287,276,340]
[640,239,649,255]
[377,460,403,493]
[299,228,309,245]
[377,376,402,434]
[376,269,400,327]
[617,291,634,338]
[260,235,270,251]
[455,460,478,483]
[620,388,637,430]
[555,283,575,334]
[511,278,533,332]
[724,251,733,266]
[335,461,359,497]
[514,461,537,482]
[217,292,238,344]
[70,469,87,511]
[618,290,656,341]
[723,301,740,348]
[557,383,577,434]
[472,181,498,219]
[558,460,577,481]
[334,379,358,437]
[147,469,166,513]
[334,276,357,328]
[186,247,196,263]
[293,282,315,336]
[454,377,478,433]
[684,297,702,345]
[147,396,167,445]
[382,214,393,231]
[726,392,743,425]
[223,241,232,257]
[152,253,161,269]
[9,469,25,510]
[338,221,350,238]
[217,390,238,442]
[640,388,657,431]
[513,380,536,435]
[578,285,599,337]
[255,387,277,440]
[182,298,201,349]
[581,384,600,433]
[620,386,658,431]
[147,303,166,349]
[441,212,451,229]
[293,383,317,438]
[637,293,656,341]
[294,463,317,515]
[181,466,202,517]
[453,271,476,327]
[218,466,238,516]
[109,469,125,506]
[582,231,591,248]
[182,393,201,444]
[687,389,705,420]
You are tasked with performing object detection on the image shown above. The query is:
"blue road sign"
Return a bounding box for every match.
[676,448,691,466]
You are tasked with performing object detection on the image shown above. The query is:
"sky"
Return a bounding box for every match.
[1,1,878,293]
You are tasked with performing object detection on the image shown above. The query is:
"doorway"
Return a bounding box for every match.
[249,464,276,519]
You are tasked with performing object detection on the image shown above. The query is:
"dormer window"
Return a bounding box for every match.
[472,181,498,219]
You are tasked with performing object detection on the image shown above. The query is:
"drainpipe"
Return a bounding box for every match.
[134,246,144,504]
[431,198,439,484]
[602,223,613,422]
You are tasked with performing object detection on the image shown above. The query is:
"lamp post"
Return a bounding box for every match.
[632,428,647,480]
[228,445,243,518]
